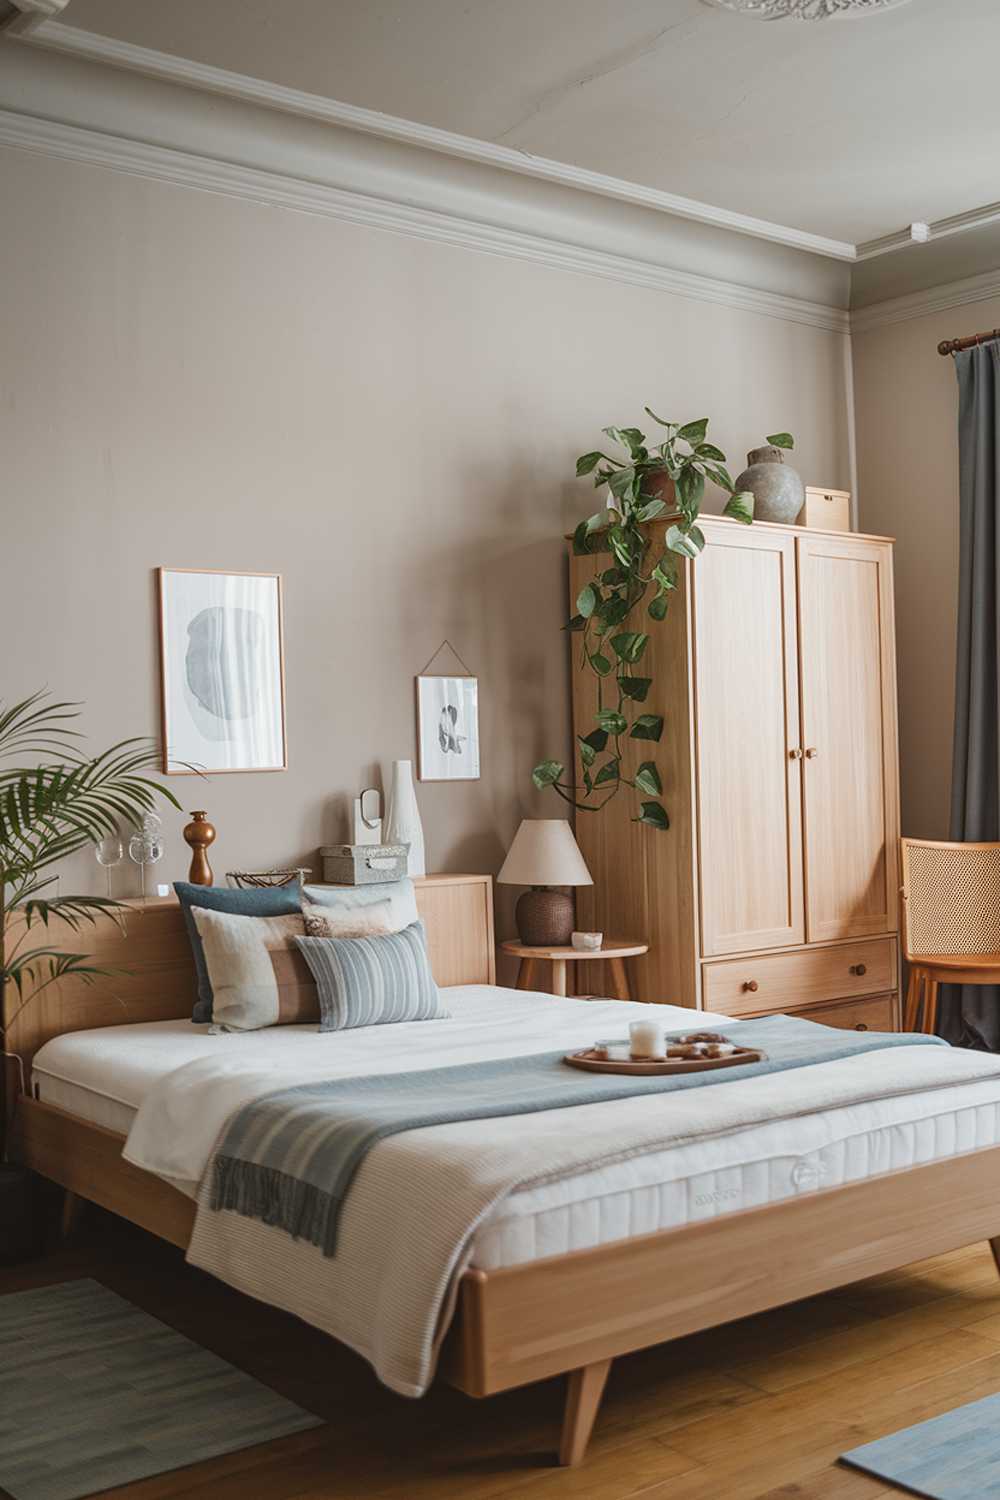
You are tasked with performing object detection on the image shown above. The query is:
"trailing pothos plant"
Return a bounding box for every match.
[0,692,182,1162]
[532,414,789,830]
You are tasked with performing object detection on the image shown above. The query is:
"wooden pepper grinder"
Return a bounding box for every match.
[183,810,216,885]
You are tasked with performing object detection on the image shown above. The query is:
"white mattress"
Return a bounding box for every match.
[32,1001,1000,1271]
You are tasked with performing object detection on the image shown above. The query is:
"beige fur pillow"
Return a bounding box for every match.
[300,896,393,939]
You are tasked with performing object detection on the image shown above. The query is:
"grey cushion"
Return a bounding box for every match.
[294,920,447,1032]
[175,880,302,1023]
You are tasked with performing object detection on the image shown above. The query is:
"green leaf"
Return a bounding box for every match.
[766,431,795,450]
[563,614,586,632]
[593,760,620,787]
[704,463,735,493]
[618,427,648,461]
[596,594,630,628]
[606,467,638,504]
[619,675,651,701]
[636,800,670,830]
[578,736,598,768]
[576,582,598,618]
[634,760,662,796]
[648,593,669,621]
[600,566,627,586]
[581,728,609,753]
[678,418,709,446]
[596,709,628,736]
[607,527,635,569]
[532,760,563,788]
[696,442,727,462]
[630,714,664,742]
[576,451,605,476]
[610,631,649,664]
[666,524,702,560]
[677,465,705,513]
[590,652,613,676]
[651,561,677,591]
[572,521,594,556]
[635,497,666,524]
[724,491,755,524]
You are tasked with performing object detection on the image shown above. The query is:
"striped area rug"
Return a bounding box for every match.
[0,1278,323,1500]
[842,1392,1000,1498]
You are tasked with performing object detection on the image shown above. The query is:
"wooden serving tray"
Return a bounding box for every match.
[564,1045,765,1076]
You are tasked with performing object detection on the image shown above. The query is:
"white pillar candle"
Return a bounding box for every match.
[629,1019,665,1059]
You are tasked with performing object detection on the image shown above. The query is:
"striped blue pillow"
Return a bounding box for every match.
[294,920,448,1032]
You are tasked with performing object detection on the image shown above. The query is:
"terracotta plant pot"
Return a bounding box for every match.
[636,470,676,507]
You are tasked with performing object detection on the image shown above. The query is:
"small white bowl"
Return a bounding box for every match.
[571,930,603,952]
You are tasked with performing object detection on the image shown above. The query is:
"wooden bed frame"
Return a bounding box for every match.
[9,874,1000,1467]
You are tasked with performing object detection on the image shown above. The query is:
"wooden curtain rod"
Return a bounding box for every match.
[938,329,1000,356]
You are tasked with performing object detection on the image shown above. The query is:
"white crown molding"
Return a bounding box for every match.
[10,18,858,264]
[850,266,1000,333]
[0,106,850,333]
[857,201,1000,261]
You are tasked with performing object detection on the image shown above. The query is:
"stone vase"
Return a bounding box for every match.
[734,445,805,525]
[384,759,426,877]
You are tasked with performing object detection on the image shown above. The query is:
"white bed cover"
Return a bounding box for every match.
[30,984,1000,1270]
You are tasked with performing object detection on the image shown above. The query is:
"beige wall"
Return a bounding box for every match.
[2,145,853,906]
[854,297,1000,840]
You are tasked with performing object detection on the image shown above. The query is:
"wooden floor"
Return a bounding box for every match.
[7,1207,1000,1500]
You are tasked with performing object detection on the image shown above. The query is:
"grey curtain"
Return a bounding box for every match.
[941,343,1000,1047]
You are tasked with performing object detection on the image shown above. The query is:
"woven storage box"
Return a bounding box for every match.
[320,844,409,885]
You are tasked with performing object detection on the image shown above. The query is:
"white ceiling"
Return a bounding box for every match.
[54,0,1000,246]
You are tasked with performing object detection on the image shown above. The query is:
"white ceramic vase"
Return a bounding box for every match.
[384,758,426,877]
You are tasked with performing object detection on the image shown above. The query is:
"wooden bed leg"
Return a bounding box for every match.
[60,1189,84,1241]
[559,1358,612,1467]
[988,1237,1000,1278]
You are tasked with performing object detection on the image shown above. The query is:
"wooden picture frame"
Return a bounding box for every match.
[157,568,287,775]
[417,673,480,782]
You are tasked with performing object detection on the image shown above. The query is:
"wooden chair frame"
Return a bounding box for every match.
[10,879,1000,1467]
[901,838,1000,1032]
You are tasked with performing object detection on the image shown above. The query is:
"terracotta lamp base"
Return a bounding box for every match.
[515,887,574,947]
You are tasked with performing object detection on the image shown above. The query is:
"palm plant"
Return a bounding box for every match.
[0,692,182,1162]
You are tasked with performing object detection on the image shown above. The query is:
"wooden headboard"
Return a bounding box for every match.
[5,873,495,1078]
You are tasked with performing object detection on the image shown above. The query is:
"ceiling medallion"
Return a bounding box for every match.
[706,0,912,18]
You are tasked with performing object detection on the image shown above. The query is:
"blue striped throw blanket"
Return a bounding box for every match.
[210,1014,945,1256]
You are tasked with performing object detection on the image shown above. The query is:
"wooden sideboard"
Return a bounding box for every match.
[570,516,902,1030]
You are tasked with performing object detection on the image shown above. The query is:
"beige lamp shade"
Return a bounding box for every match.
[497,819,593,888]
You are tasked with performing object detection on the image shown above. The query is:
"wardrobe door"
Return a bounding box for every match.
[693,526,804,956]
[797,535,899,943]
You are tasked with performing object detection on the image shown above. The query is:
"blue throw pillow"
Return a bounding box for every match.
[295,921,448,1032]
[175,880,302,1023]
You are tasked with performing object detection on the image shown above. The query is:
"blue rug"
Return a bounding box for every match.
[0,1278,323,1500]
[842,1392,1000,1497]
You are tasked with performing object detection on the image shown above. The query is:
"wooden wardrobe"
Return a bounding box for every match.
[571,515,902,1031]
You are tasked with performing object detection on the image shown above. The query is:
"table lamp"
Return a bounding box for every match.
[497,819,593,946]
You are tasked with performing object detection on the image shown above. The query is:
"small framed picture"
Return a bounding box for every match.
[157,568,287,774]
[417,674,480,781]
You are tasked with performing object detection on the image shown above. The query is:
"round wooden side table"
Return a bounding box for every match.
[500,939,649,1000]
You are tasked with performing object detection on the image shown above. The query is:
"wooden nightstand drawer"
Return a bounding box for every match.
[792,993,897,1032]
[702,939,896,1018]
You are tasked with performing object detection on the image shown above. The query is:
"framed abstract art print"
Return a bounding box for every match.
[416,673,480,782]
[157,568,287,774]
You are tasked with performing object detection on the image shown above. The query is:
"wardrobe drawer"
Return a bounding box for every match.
[702,939,896,1018]
[792,993,897,1033]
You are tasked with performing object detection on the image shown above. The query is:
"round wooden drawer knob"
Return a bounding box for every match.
[742,980,759,993]
[850,963,867,976]
[854,1022,869,1031]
